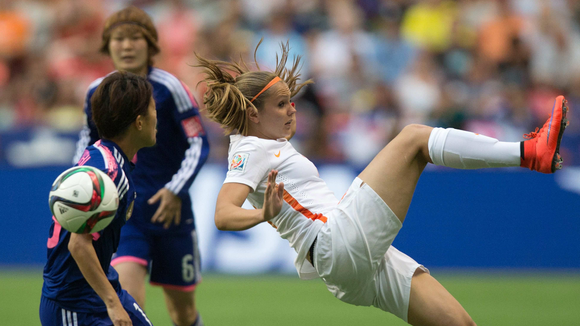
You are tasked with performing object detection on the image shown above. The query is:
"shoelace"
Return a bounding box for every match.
[524,118,550,140]
[523,127,540,139]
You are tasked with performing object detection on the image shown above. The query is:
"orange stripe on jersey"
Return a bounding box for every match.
[283,190,327,223]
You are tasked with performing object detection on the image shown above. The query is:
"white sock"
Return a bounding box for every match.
[428,128,521,169]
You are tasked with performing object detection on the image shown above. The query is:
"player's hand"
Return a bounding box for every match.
[107,302,132,326]
[149,188,182,229]
[263,170,284,221]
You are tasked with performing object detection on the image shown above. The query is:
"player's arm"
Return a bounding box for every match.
[68,233,132,326]
[215,170,283,231]
[150,135,207,229]
[151,87,209,228]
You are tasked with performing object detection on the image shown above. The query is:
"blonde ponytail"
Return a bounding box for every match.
[195,41,313,135]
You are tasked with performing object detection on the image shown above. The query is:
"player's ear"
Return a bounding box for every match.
[134,115,144,131]
[247,106,259,124]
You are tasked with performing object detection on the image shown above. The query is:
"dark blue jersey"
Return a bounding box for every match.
[42,140,136,313]
[74,67,209,233]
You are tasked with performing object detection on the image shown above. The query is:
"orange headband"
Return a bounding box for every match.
[250,77,281,103]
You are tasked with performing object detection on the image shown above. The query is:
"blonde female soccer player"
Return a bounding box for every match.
[195,44,568,326]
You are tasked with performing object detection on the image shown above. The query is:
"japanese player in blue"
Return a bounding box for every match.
[41,71,156,326]
[72,6,209,326]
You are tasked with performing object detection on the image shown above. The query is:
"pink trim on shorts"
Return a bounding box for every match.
[111,256,148,267]
[150,282,198,292]
[92,233,101,241]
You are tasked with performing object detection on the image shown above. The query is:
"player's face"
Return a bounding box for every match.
[287,102,297,140]
[254,82,296,140]
[141,97,157,147]
[108,27,149,76]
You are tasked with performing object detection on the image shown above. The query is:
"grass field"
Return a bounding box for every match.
[2,270,579,325]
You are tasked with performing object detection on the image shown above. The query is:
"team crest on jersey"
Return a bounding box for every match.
[181,116,205,138]
[229,153,249,172]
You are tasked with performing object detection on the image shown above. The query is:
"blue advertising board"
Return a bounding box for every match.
[1,164,579,273]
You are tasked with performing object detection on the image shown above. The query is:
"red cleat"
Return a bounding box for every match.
[521,95,570,173]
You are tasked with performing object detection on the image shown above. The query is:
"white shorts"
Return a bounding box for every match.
[313,178,428,322]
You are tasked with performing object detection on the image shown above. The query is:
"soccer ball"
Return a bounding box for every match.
[49,166,119,234]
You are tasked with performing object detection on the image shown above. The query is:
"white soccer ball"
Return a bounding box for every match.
[48,166,119,234]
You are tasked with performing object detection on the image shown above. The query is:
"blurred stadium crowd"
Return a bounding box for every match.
[2,0,580,167]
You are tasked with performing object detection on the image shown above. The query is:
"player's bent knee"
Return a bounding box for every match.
[400,123,431,135]
[394,124,432,160]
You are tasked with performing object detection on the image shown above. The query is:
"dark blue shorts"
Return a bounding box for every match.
[39,290,152,326]
[111,221,201,291]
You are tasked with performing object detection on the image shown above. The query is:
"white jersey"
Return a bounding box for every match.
[224,135,338,279]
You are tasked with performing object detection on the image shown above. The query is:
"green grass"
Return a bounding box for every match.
[2,270,579,325]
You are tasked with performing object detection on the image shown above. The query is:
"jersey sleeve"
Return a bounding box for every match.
[72,87,100,164]
[78,147,126,201]
[224,141,270,192]
[164,81,210,196]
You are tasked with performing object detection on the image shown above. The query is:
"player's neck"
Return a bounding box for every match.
[116,66,148,77]
[247,126,285,141]
[107,137,139,162]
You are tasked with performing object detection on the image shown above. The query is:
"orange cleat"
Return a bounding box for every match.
[521,95,570,173]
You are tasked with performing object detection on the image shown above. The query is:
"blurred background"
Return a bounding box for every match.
[0,0,579,325]
[3,0,580,165]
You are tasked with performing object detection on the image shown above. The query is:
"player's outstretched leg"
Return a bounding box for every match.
[520,95,569,173]
[358,123,433,222]
[359,96,570,223]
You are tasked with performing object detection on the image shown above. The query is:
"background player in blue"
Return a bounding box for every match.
[41,71,156,326]
[72,6,209,326]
